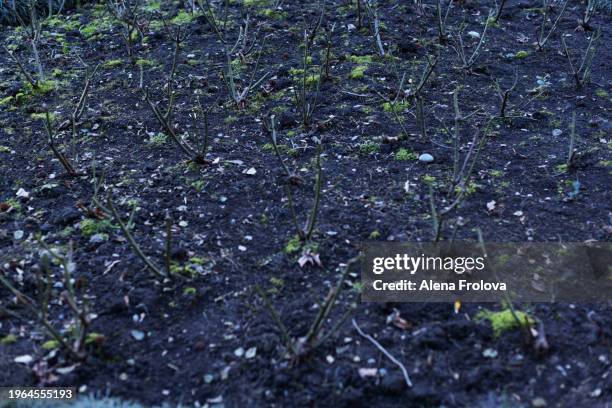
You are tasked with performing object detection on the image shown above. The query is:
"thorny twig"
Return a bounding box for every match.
[364,0,385,56]
[567,111,577,167]
[2,45,38,89]
[107,0,144,59]
[579,0,596,29]
[293,22,325,129]
[561,30,600,89]
[436,0,454,42]
[493,69,518,118]
[43,111,78,176]
[0,240,90,361]
[257,256,361,358]
[494,0,508,22]
[106,190,167,280]
[266,115,303,184]
[286,146,323,242]
[451,13,493,70]
[536,0,569,51]
[142,90,208,163]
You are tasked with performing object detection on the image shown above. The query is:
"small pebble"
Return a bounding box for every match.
[131,330,145,341]
[482,348,498,358]
[419,153,434,163]
[89,234,106,244]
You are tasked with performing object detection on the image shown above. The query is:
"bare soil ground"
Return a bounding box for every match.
[1,0,611,406]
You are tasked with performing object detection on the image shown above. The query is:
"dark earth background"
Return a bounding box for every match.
[1,0,611,406]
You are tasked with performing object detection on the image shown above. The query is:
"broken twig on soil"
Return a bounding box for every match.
[352,318,412,387]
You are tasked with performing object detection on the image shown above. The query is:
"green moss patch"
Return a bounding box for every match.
[383,100,410,113]
[285,235,301,254]
[349,65,367,79]
[395,148,417,161]
[476,308,534,337]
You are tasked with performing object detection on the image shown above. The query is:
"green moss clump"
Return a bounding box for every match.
[348,55,373,64]
[0,96,13,106]
[26,80,57,95]
[595,88,608,98]
[422,174,436,184]
[0,334,17,344]
[476,309,534,337]
[4,198,21,211]
[80,219,114,238]
[85,332,106,345]
[289,68,320,85]
[261,8,287,18]
[136,59,156,67]
[305,73,321,85]
[80,24,99,38]
[31,112,55,121]
[262,143,276,152]
[183,287,197,296]
[103,59,123,68]
[244,0,268,6]
[285,235,301,254]
[42,339,60,350]
[79,14,114,39]
[147,133,167,146]
[11,79,58,101]
[170,262,199,278]
[514,50,529,59]
[45,16,80,31]
[349,65,367,79]
[171,10,195,25]
[144,0,161,12]
[395,148,416,161]
[359,141,380,154]
[454,181,479,195]
[383,100,410,113]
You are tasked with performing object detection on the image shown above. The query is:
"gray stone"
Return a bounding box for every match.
[419,153,434,163]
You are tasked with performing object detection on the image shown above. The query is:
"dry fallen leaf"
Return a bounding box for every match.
[516,33,529,44]
[386,308,412,330]
[298,250,322,268]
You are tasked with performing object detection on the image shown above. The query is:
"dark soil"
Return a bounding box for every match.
[1,0,611,406]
